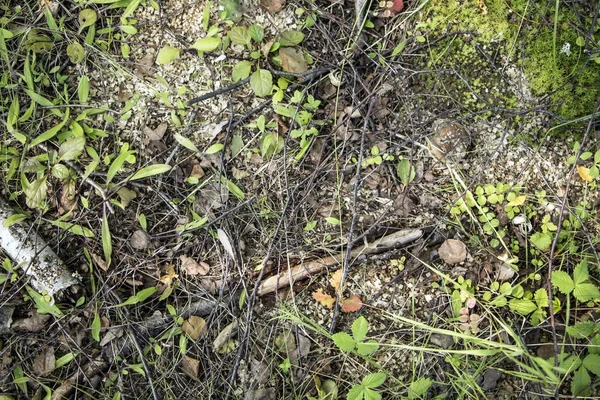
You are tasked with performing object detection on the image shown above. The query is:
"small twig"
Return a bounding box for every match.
[186,77,251,106]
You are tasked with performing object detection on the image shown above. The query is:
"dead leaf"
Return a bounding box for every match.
[117,187,137,207]
[250,358,270,384]
[279,47,308,73]
[58,180,77,216]
[260,0,285,13]
[189,162,205,179]
[91,252,108,271]
[312,288,335,309]
[32,347,55,376]
[100,327,124,347]
[180,255,210,276]
[495,262,516,281]
[117,84,132,101]
[232,166,249,180]
[144,123,168,142]
[341,295,363,312]
[329,269,346,293]
[159,264,178,287]
[182,315,207,340]
[217,229,236,260]
[577,165,593,182]
[130,229,150,250]
[438,239,467,264]
[12,311,50,332]
[135,53,155,76]
[213,321,238,352]
[181,355,200,378]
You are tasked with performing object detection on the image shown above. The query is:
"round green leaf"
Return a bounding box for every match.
[250,69,272,97]
[279,30,304,47]
[191,37,221,52]
[156,45,181,65]
[78,9,97,32]
[67,41,85,64]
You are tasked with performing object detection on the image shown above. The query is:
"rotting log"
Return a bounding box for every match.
[257,228,423,296]
[0,197,79,297]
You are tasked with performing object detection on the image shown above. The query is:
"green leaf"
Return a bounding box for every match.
[332,332,355,352]
[351,316,369,342]
[396,157,415,186]
[156,45,181,64]
[205,143,224,154]
[128,363,146,377]
[571,367,591,397]
[107,149,136,184]
[363,388,381,400]
[232,60,252,83]
[91,312,101,342]
[78,75,90,103]
[191,37,220,52]
[248,25,264,42]
[551,271,574,294]
[102,216,112,268]
[67,41,85,64]
[3,213,28,227]
[573,283,600,303]
[25,176,48,209]
[534,288,548,308]
[362,373,386,389]
[120,24,138,35]
[279,30,304,46]
[566,321,599,339]
[229,26,250,46]
[46,220,95,238]
[530,232,552,250]
[224,178,245,199]
[250,69,273,97]
[408,377,433,399]
[356,340,378,356]
[583,354,600,376]
[55,352,74,369]
[30,109,69,147]
[573,261,589,285]
[304,220,317,231]
[230,135,244,156]
[346,384,365,400]
[325,217,340,225]
[24,89,63,117]
[58,136,86,161]
[51,164,70,179]
[25,286,63,317]
[129,164,172,180]
[173,133,200,153]
[122,0,143,18]
[78,9,97,32]
[119,287,157,306]
[391,40,407,57]
[508,298,537,315]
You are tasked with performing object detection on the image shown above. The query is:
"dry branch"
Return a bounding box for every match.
[257,228,423,296]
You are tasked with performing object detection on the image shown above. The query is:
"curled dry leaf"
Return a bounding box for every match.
[143,122,168,142]
[329,269,346,293]
[260,0,285,13]
[135,53,155,76]
[181,355,200,378]
[91,252,108,271]
[189,161,205,180]
[312,288,335,309]
[182,315,207,340]
[180,255,210,276]
[159,264,178,287]
[32,346,55,376]
[438,239,467,264]
[340,295,363,312]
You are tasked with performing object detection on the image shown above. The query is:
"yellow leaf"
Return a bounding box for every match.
[577,166,593,182]
[312,288,336,309]
[159,264,178,286]
[506,195,527,207]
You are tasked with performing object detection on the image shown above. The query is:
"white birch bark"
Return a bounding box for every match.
[0,197,79,296]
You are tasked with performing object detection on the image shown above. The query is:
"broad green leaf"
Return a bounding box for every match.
[573,283,600,303]
[30,108,69,147]
[396,157,415,186]
[120,25,138,35]
[46,220,95,237]
[24,89,62,117]
[508,298,537,315]
[408,377,433,399]
[51,164,70,180]
[78,9,97,32]
[248,25,264,42]
[332,332,355,352]
[107,149,136,184]
[346,385,365,400]
[191,37,220,52]
[325,217,340,225]
[362,373,386,388]
[205,143,224,154]
[102,216,112,268]
[534,288,548,307]
[119,287,157,306]
[391,40,407,57]
[352,316,369,342]
[25,176,48,209]
[58,136,86,161]
[250,69,272,97]
[78,75,90,103]
[551,271,574,294]
[173,133,200,153]
[55,353,75,369]
[230,135,244,156]
[279,30,304,47]
[128,363,146,377]
[583,354,600,376]
[129,164,172,180]
[25,286,63,317]
[67,41,85,64]
[122,0,143,18]
[91,312,101,342]
[530,232,552,250]
[572,367,591,397]
[232,61,252,82]
[229,26,250,46]
[356,340,378,356]
[304,220,317,231]
[567,321,599,339]
[3,213,28,227]
[156,45,181,64]
[573,261,589,285]
[224,178,245,200]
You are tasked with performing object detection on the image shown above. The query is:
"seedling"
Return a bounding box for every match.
[346,372,386,400]
[332,316,379,356]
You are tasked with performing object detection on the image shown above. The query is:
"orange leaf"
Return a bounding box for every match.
[312,288,336,309]
[577,166,593,182]
[159,264,178,287]
[330,269,346,293]
[341,295,363,312]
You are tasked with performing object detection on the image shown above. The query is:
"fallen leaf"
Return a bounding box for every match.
[213,321,238,352]
[250,358,270,384]
[260,0,285,13]
[182,315,207,340]
[159,264,178,287]
[189,162,205,179]
[144,123,168,142]
[58,180,77,215]
[12,310,50,332]
[506,194,527,207]
[438,239,467,264]
[232,166,249,180]
[32,347,55,376]
[180,255,210,276]
[341,295,363,312]
[217,228,236,260]
[135,53,154,76]
[91,252,108,271]
[181,355,200,378]
[495,262,516,281]
[130,229,150,250]
[117,187,137,207]
[329,269,346,293]
[389,0,404,14]
[312,288,336,309]
[577,165,593,182]
[279,47,308,73]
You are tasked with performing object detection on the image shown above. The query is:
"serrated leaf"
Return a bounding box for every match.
[25,176,48,209]
[279,30,304,46]
[573,283,600,303]
[347,385,365,400]
[572,367,591,397]
[312,288,335,308]
[248,25,264,42]
[534,288,548,307]
[583,354,600,376]
[332,332,355,352]
[205,143,224,154]
[408,377,433,399]
[250,69,272,97]
[91,312,101,342]
[232,60,252,82]
[573,261,589,285]
[356,340,378,356]
[129,164,172,180]
[156,45,181,65]
[58,136,86,161]
[362,372,386,388]
[78,9,97,32]
[352,316,369,342]
[229,26,250,46]
[191,37,220,52]
[508,298,537,315]
[567,321,599,339]
[551,271,574,294]
[530,232,552,250]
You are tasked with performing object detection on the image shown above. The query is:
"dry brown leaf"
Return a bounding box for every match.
[135,53,155,76]
[130,229,150,250]
[182,315,207,340]
[181,355,200,378]
[217,229,236,260]
[279,47,308,73]
[91,252,108,271]
[143,123,168,142]
[329,269,346,293]
[58,180,77,216]
[260,0,285,13]
[159,264,178,287]
[180,255,210,276]
[438,239,467,264]
[32,346,55,376]
[341,295,363,312]
[312,288,335,309]
[12,311,50,332]
[189,162,205,179]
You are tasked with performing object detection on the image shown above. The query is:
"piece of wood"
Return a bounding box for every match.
[257,229,423,296]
